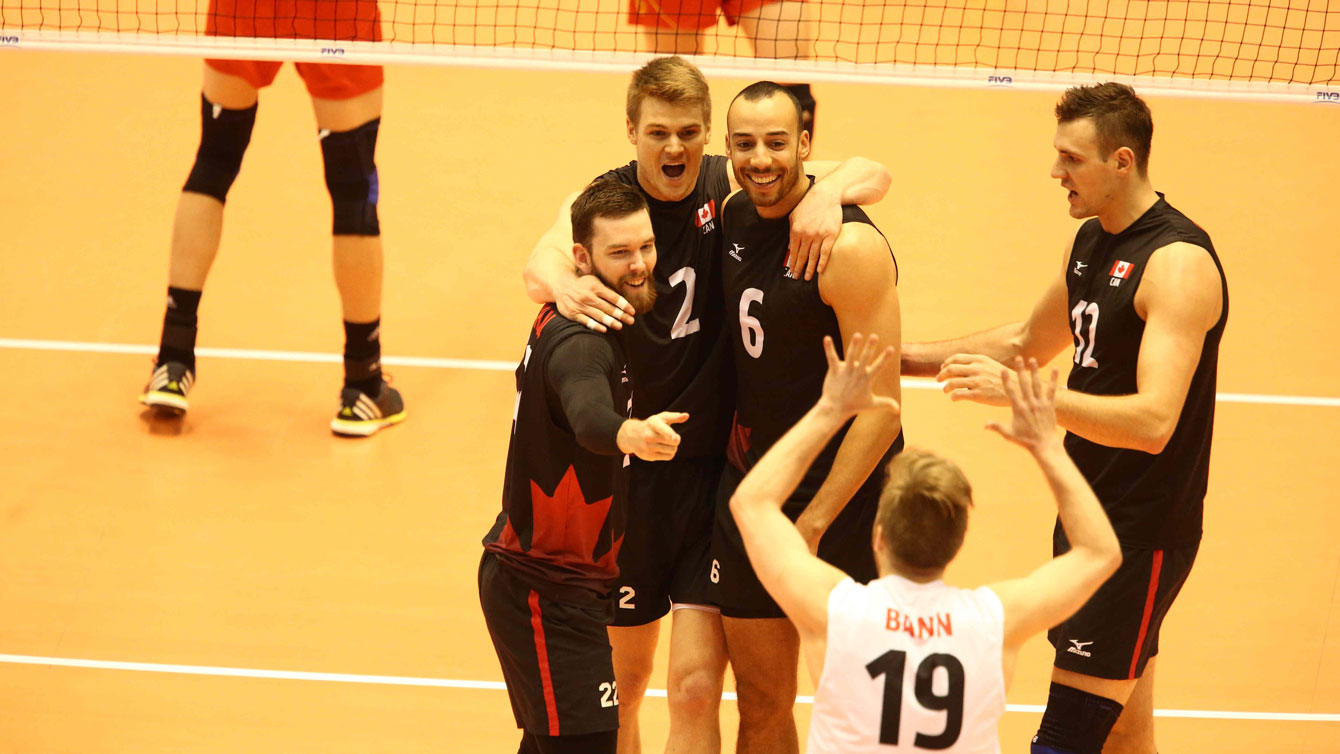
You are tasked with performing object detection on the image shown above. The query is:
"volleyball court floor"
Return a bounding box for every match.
[0,50,1338,751]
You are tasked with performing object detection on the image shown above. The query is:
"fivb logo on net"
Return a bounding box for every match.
[0,33,19,46]
[1318,91,1340,104]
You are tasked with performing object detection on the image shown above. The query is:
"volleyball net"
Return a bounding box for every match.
[2,0,1337,101]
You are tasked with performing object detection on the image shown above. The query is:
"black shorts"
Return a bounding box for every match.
[708,463,878,619]
[1048,537,1199,680]
[478,552,621,736]
[611,456,722,626]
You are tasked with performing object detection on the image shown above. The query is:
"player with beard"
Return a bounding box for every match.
[523,57,890,754]
[712,81,903,754]
[481,180,690,754]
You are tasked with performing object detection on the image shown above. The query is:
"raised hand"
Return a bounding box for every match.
[985,357,1061,453]
[819,333,901,419]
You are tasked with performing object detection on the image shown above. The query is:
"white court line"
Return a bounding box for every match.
[3,337,1340,408]
[2,654,1336,722]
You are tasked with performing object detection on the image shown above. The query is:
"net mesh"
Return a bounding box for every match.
[2,0,1338,86]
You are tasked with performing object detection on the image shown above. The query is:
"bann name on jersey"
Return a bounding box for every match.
[695,200,717,234]
[885,609,953,639]
[1109,259,1132,287]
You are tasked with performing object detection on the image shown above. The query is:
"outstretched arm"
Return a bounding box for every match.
[522,190,635,333]
[547,334,687,460]
[731,334,901,649]
[935,242,1222,453]
[903,240,1075,377]
[985,359,1121,653]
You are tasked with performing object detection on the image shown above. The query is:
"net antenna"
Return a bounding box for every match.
[2,0,1338,103]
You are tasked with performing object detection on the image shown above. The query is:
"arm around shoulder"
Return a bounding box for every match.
[523,190,581,304]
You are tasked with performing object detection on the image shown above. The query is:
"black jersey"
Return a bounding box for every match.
[596,155,734,458]
[1063,194,1227,548]
[483,304,631,605]
[720,187,904,501]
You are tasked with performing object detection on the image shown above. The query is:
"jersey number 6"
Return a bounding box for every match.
[739,288,765,359]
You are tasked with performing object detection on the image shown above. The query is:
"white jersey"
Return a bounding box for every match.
[806,576,1006,754]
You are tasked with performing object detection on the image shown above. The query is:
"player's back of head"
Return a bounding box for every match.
[877,449,973,571]
[1055,82,1153,174]
[626,56,711,126]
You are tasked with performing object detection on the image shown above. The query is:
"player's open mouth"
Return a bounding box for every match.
[662,164,686,178]
[1067,190,1078,200]
[747,173,781,186]
[624,277,647,288]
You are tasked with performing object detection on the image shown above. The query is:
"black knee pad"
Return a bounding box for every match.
[1031,682,1124,754]
[320,118,381,236]
[182,94,257,202]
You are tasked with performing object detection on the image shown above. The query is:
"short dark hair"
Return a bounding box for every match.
[571,180,648,250]
[1055,82,1154,174]
[730,81,804,134]
[877,450,974,570]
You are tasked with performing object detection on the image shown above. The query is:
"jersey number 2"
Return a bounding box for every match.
[866,650,965,749]
[669,267,701,339]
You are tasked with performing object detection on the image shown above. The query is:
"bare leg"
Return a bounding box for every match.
[665,608,728,754]
[167,65,261,290]
[1102,656,1157,754]
[723,616,799,754]
[737,1,814,60]
[311,86,385,323]
[641,27,704,55]
[609,621,662,754]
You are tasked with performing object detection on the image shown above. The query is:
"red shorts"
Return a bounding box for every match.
[628,0,778,30]
[204,59,383,99]
[205,0,383,100]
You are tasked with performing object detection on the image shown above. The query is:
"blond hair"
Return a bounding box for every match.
[626,56,712,126]
[877,450,974,569]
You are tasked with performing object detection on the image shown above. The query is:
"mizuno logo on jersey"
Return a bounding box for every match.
[1073,260,1087,276]
[1066,639,1094,657]
[695,199,717,234]
[1109,259,1133,287]
[729,243,745,261]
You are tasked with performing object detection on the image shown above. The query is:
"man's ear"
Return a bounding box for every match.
[573,243,594,274]
[1113,146,1136,176]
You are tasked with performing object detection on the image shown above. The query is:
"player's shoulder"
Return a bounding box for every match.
[593,160,640,189]
[1073,216,1107,245]
[534,304,606,347]
[722,188,753,219]
[828,220,894,271]
[1153,200,1214,248]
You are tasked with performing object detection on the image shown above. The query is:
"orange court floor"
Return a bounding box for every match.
[0,50,1338,753]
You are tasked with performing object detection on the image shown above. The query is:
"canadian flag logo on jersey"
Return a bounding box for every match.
[696,199,716,228]
[1110,260,1133,279]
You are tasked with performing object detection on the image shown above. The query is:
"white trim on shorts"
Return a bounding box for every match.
[670,601,721,615]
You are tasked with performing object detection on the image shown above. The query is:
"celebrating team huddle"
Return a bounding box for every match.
[480,56,1226,754]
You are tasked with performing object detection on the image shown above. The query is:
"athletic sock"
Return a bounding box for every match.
[157,286,202,369]
[343,318,383,394]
